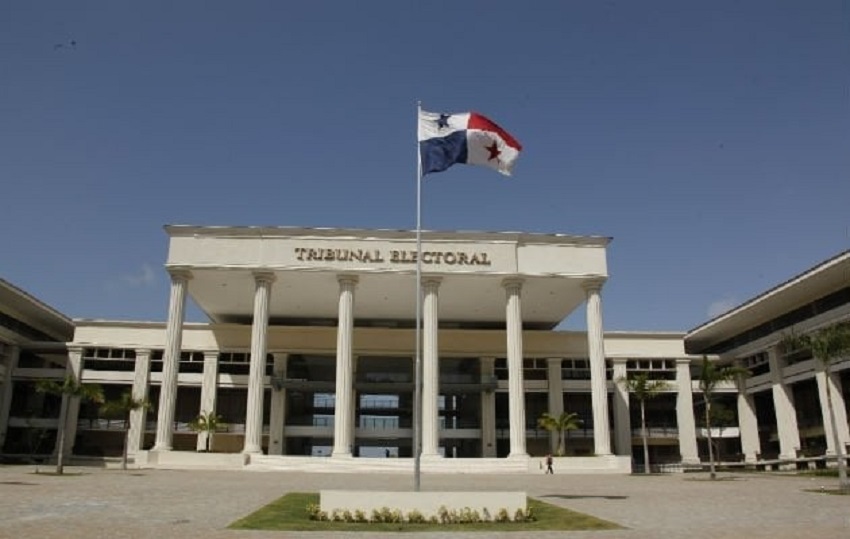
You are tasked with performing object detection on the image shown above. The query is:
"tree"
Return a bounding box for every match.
[698,357,748,480]
[782,323,850,493]
[100,390,151,471]
[189,411,226,452]
[537,411,582,456]
[35,375,104,475]
[697,403,736,464]
[618,373,669,474]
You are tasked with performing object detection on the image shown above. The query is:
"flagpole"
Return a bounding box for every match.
[413,101,423,492]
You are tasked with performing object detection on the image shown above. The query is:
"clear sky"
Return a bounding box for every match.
[2,1,849,332]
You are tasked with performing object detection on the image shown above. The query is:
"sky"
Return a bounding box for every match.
[2,1,849,332]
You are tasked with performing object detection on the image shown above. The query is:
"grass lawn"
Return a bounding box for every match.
[229,492,622,532]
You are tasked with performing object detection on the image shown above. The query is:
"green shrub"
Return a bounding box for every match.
[406,509,426,523]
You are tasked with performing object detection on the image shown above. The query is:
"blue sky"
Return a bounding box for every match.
[2,1,848,332]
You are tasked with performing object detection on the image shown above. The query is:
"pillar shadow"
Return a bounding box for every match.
[541,493,628,500]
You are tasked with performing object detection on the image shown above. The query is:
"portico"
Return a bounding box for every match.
[149,225,613,461]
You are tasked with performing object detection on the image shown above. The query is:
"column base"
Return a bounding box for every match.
[242,445,263,455]
[680,456,701,465]
[507,452,529,460]
[420,452,443,459]
[152,444,172,452]
[331,452,353,458]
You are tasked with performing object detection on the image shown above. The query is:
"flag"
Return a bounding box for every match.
[418,110,522,176]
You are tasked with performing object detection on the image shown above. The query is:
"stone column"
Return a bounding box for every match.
[480,357,497,457]
[127,349,152,454]
[735,366,760,463]
[546,358,565,454]
[815,362,850,455]
[58,347,84,457]
[154,269,191,451]
[503,278,527,458]
[332,275,357,458]
[268,353,288,456]
[584,279,611,456]
[0,345,20,449]
[243,272,275,455]
[676,358,700,464]
[196,351,219,452]
[768,346,800,459]
[422,278,442,457]
[612,358,632,457]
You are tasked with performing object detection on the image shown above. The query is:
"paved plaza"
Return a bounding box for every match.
[0,464,847,539]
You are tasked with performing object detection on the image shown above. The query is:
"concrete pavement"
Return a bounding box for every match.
[0,464,847,538]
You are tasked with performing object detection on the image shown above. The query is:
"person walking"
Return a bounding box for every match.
[545,453,554,474]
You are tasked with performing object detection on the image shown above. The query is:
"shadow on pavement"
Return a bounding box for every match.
[541,493,628,500]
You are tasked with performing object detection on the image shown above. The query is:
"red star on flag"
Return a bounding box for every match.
[485,141,501,161]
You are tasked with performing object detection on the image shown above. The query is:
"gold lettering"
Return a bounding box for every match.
[293,247,493,267]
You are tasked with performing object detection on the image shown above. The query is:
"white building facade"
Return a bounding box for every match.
[1,227,848,474]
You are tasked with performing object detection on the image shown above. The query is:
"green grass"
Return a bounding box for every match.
[229,492,622,532]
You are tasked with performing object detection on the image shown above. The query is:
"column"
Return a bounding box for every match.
[196,351,219,452]
[768,346,800,459]
[675,358,699,464]
[0,345,20,449]
[332,275,357,458]
[735,366,760,463]
[612,358,632,457]
[127,349,152,454]
[154,269,191,451]
[815,362,850,455]
[584,279,611,455]
[57,347,84,457]
[422,278,441,457]
[503,278,527,458]
[243,272,275,455]
[546,358,565,454]
[268,352,288,456]
[480,357,497,457]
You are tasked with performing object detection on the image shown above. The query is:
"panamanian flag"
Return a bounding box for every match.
[418,110,522,176]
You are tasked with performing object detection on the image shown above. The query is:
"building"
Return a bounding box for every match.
[1,226,848,473]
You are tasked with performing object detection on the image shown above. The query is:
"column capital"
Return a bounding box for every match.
[581,277,607,293]
[67,345,84,356]
[337,274,359,286]
[252,271,276,285]
[422,276,443,288]
[502,277,523,292]
[167,267,193,281]
[611,357,628,366]
[135,348,153,358]
[675,357,692,366]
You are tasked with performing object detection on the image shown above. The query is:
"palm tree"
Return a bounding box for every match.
[35,375,104,475]
[189,411,226,452]
[100,390,151,471]
[618,373,669,474]
[537,411,582,456]
[782,323,850,492]
[698,403,736,464]
[698,356,748,480]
